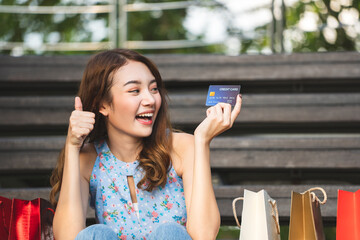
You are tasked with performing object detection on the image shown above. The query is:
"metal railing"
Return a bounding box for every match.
[1,0,358,53]
[0,0,225,52]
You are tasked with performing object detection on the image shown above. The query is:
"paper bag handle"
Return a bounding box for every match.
[232,197,243,228]
[232,197,281,233]
[268,200,280,234]
[302,187,327,204]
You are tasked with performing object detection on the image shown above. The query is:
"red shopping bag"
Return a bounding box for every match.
[0,196,55,240]
[336,189,360,240]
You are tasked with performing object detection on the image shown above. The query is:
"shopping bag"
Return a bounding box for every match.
[232,189,280,240]
[0,196,11,239]
[336,189,360,240]
[288,187,327,240]
[0,196,55,240]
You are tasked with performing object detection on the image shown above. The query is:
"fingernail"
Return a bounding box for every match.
[239,94,242,99]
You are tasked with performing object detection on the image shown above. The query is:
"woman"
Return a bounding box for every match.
[50,49,242,240]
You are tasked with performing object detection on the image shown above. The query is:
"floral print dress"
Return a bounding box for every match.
[89,140,187,239]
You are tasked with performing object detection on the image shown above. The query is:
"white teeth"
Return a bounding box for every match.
[137,113,153,118]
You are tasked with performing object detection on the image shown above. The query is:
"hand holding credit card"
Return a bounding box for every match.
[206,85,241,106]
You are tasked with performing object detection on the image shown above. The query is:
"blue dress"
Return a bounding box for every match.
[89,140,187,239]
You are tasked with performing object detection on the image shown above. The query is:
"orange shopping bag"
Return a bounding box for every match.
[336,189,360,240]
[288,187,327,240]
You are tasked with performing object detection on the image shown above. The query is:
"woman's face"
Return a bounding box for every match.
[100,60,162,139]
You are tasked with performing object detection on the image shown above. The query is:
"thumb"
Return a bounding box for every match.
[230,94,242,124]
[74,96,83,111]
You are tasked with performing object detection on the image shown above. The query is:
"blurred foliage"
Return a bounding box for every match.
[0,0,109,55]
[0,0,358,55]
[285,0,359,52]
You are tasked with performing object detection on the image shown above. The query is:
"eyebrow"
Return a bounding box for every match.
[123,79,157,86]
[123,80,140,86]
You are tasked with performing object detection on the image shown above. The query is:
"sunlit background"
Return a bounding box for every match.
[0,2,358,240]
[0,0,359,54]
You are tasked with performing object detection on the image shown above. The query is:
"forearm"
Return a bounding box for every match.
[185,98,242,239]
[187,137,220,239]
[53,144,86,239]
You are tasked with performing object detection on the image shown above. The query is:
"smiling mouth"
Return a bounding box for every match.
[135,113,154,124]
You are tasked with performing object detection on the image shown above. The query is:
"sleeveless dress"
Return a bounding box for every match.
[89,140,187,239]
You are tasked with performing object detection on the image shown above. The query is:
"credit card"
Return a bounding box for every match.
[205,85,241,106]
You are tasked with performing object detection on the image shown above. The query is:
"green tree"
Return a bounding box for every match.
[285,0,359,52]
[0,0,358,55]
[0,0,109,55]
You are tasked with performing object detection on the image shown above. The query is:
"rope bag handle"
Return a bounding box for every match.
[302,187,327,204]
[232,197,243,228]
[268,199,280,234]
[232,196,281,233]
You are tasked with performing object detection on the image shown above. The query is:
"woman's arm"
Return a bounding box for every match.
[183,95,242,240]
[53,97,96,240]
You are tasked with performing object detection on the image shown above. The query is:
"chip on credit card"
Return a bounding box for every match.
[205,85,241,106]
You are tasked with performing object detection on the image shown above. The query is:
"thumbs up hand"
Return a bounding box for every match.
[67,97,96,149]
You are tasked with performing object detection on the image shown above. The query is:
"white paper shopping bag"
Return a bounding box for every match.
[233,189,281,240]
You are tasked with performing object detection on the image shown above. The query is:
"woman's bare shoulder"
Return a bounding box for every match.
[172,131,194,148]
[79,142,97,182]
[171,132,195,177]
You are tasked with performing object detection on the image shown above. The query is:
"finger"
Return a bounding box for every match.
[81,117,95,125]
[75,96,83,111]
[77,122,94,130]
[72,126,92,137]
[215,103,222,115]
[216,103,231,126]
[72,110,95,119]
[70,118,95,130]
[69,116,95,129]
[217,103,232,111]
[206,106,215,117]
[78,111,96,119]
[222,103,231,126]
[214,104,223,121]
[230,94,242,125]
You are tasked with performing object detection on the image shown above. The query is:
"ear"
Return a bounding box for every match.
[99,101,110,117]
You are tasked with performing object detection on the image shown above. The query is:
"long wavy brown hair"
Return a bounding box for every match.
[50,49,173,207]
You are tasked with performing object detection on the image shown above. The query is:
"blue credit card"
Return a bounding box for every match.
[205,85,241,106]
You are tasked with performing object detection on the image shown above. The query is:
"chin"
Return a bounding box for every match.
[136,129,153,138]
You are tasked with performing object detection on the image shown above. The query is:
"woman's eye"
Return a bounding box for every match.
[129,89,139,93]
[151,87,158,92]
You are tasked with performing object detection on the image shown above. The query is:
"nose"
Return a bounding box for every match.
[141,89,156,106]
